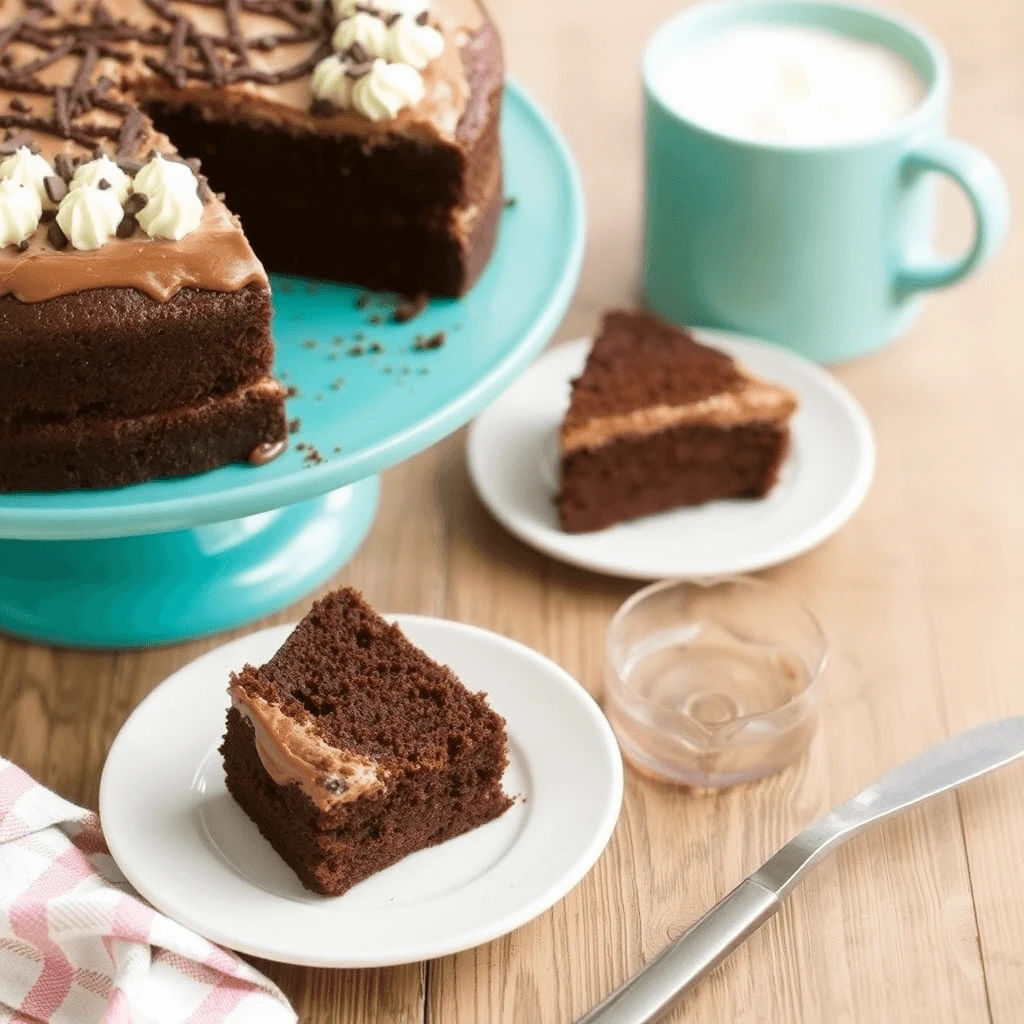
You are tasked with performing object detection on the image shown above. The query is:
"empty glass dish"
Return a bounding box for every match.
[605,576,827,788]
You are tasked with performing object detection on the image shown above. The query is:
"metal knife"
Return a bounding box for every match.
[577,717,1024,1024]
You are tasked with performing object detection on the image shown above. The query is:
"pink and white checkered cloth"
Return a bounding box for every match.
[0,758,297,1024]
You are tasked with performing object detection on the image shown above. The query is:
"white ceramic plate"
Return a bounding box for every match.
[467,332,875,579]
[99,618,623,968]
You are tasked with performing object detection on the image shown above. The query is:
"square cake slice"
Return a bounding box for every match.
[221,588,513,896]
[556,311,798,533]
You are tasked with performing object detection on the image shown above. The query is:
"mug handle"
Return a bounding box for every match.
[895,137,1010,293]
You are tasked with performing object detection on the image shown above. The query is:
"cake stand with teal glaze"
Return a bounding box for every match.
[0,82,585,649]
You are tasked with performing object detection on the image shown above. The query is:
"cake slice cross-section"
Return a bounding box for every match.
[556,311,798,533]
[221,588,513,896]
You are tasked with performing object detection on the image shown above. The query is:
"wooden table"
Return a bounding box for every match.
[3,0,1023,1020]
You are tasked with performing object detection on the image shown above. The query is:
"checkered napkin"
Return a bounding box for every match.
[0,758,297,1024]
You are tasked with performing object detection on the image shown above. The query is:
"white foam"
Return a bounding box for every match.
[656,23,926,145]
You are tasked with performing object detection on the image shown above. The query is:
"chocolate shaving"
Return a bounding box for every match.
[14,38,75,78]
[416,11,428,25]
[97,177,110,189]
[43,174,67,203]
[116,107,143,157]
[116,211,136,237]
[53,87,70,136]
[54,152,74,180]
[8,97,30,113]
[196,34,226,86]
[68,44,97,114]
[47,219,67,249]
[346,40,369,64]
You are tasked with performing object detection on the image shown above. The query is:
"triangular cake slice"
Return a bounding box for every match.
[556,311,798,533]
[221,588,513,896]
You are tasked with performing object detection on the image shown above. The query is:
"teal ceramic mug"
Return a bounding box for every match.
[642,0,1010,363]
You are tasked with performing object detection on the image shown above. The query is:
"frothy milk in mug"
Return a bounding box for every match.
[655,23,926,145]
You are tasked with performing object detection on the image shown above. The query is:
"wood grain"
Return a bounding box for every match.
[2,0,1023,1020]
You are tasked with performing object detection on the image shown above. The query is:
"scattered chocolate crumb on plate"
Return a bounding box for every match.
[413,332,446,351]
[393,294,428,323]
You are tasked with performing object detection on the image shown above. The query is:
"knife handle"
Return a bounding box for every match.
[576,879,780,1024]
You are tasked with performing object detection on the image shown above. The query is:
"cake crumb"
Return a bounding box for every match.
[393,294,428,323]
[348,345,364,357]
[369,341,385,354]
[330,377,345,391]
[355,293,372,310]
[413,331,445,351]
[503,196,518,209]
[285,386,299,398]
[301,338,317,350]
[303,446,324,466]
[368,313,383,325]
[288,417,302,434]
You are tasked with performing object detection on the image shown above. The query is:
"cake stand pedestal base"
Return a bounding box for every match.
[0,478,379,650]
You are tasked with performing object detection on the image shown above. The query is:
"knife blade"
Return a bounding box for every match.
[577,717,1024,1024]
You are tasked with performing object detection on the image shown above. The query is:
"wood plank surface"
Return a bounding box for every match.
[2,0,1023,1021]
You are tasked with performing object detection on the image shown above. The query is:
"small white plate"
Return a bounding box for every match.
[99,618,623,968]
[467,332,875,578]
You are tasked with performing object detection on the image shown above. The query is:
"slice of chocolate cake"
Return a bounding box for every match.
[556,311,798,533]
[220,588,513,896]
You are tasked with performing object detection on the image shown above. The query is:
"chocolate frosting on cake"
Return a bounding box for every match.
[0,0,492,302]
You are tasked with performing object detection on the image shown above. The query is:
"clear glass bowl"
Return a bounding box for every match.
[605,577,827,788]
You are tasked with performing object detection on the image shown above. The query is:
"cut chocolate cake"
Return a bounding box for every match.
[556,311,798,533]
[220,587,512,896]
[0,0,503,492]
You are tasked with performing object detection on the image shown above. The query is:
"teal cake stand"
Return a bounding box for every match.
[0,82,585,649]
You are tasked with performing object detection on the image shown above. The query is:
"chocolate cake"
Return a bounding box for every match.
[220,587,513,896]
[0,0,503,492]
[556,311,798,533]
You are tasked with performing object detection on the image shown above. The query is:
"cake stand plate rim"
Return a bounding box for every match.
[0,78,586,541]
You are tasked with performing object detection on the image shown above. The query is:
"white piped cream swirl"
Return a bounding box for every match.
[133,154,204,241]
[56,184,122,250]
[311,54,352,108]
[351,58,425,120]
[333,0,429,18]
[0,147,54,206]
[136,178,203,241]
[332,10,388,57]
[69,155,132,203]
[133,154,197,200]
[0,179,42,247]
[385,14,443,68]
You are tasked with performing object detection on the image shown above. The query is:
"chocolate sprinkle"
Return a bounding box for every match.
[43,175,67,203]
[122,191,148,215]
[97,177,111,189]
[47,219,68,249]
[54,153,74,181]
